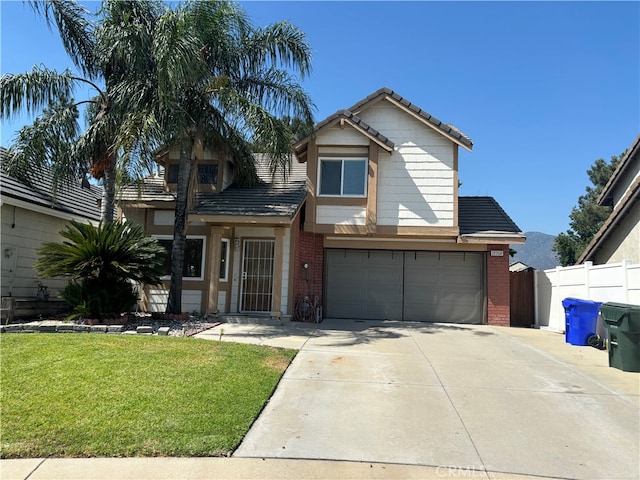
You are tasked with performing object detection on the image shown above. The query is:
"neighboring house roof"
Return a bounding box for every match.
[294,87,473,158]
[598,133,640,206]
[119,155,307,220]
[578,134,640,263]
[509,261,533,272]
[0,147,102,222]
[578,176,640,263]
[458,196,524,240]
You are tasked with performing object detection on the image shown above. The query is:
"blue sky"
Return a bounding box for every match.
[1,1,639,235]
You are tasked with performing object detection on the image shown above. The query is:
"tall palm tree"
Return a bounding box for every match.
[0,0,159,222]
[116,0,315,313]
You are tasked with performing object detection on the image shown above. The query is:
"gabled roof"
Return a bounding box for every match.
[294,87,473,160]
[598,133,640,206]
[578,176,640,263]
[293,110,394,161]
[0,148,102,222]
[193,157,306,218]
[458,196,524,241]
[510,261,534,272]
[578,134,640,264]
[348,87,473,151]
[119,155,307,220]
[117,175,173,203]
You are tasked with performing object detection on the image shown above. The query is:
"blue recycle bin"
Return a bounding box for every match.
[562,297,603,346]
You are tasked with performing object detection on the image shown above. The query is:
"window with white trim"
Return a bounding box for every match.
[318,158,367,196]
[219,239,230,282]
[156,236,206,281]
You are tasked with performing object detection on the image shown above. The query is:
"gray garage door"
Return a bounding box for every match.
[325,249,484,323]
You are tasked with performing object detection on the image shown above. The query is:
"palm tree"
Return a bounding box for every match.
[116,0,315,313]
[0,0,159,222]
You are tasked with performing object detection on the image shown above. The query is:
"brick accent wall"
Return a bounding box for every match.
[486,244,510,326]
[292,214,324,308]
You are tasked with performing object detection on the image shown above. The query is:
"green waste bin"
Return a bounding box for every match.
[600,302,640,373]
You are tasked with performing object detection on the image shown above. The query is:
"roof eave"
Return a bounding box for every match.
[348,87,474,152]
[1,194,101,223]
[293,111,395,162]
[578,176,640,263]
[598,133,640,205]
[188,213,297,225]
[458,232,526,245]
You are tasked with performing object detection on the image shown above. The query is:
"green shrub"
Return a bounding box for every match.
[60,279,138,321]
[35,220,165,321]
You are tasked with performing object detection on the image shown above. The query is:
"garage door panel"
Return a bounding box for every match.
[326,249,484,323]
[403,251,483,323]
[325,249,402,320]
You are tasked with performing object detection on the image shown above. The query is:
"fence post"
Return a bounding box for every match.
[584,261,592,299]
[622,259,631,303]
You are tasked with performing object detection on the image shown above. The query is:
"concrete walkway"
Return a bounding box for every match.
[2,320,638,480]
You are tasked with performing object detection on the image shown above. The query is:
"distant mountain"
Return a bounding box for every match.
[510,232,560,271]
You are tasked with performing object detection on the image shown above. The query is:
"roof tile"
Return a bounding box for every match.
[458,196,522,235]
[0,148,102,221]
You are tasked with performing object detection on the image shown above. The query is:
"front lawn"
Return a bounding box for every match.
[0,334,295,458]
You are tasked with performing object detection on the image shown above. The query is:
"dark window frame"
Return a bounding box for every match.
[166,164,219,185]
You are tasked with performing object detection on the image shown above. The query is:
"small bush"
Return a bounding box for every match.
[61,279,137,321]
[35,220,165,321]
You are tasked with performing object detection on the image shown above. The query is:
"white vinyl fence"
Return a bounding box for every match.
[535,260,640,332]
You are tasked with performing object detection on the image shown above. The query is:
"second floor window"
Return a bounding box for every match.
[167,164,218,185]
[319,158,367,196]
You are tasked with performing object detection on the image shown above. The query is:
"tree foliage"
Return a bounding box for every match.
[113,0,315,313]
[2,0,315,314]
[0,0,158,221]
[553,154,623,266]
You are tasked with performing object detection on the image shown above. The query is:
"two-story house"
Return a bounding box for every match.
[293,88,524,325]
[119,88,525,325]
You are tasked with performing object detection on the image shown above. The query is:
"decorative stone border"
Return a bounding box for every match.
[0,321,220,336]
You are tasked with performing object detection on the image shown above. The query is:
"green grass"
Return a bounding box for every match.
[0,334,295,458]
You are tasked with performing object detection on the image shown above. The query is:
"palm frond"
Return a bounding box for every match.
[2,98,82,189]
[0,67,77,119]
[26,0,97,78]
[243,21,312,79]
[230,68,315,121]
[35,219,166,285]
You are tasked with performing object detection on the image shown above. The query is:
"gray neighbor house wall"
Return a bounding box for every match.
[0,148,102,299]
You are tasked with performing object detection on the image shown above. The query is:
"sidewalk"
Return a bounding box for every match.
[0,456,549,479]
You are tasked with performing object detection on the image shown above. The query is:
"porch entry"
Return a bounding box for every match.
[240,239,275,312]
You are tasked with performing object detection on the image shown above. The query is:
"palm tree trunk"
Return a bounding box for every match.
[101,153,116,223]
[166,136,195,314]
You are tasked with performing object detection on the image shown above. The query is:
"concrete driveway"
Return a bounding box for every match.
[197,319,639,480]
